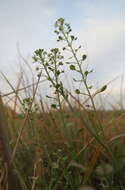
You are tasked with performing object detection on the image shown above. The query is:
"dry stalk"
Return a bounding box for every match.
[0,97,19,189]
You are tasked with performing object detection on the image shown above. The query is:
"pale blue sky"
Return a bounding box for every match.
[0,0,125,103]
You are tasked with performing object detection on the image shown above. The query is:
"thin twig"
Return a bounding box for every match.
[1,79,46,97]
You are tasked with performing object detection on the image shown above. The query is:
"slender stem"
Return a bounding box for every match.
[60,30,117,166]
[11,68,42,163]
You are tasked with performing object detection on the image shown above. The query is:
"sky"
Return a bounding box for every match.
[0,0,125,107]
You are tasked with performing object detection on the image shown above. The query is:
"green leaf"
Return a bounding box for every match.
[84,69,93,77]
[55,83,60,89]
[70,35,75,41]
[84,71,89,76]
[54,30,59,34]
[58,36,63,41]
[48,66,53,71]
[56,70,60,76]
[36,67,39,71]
[47,77,51,81]
[46,95,52,98]
[32,56,38,62]
[75,89,80,94]
[82,54,87,61]
[35,49,44,56]
[37,73,41,78]
[51,104,57,109]
[58,62,63,65]
[100,85,107,92]
[62,47,66,50]
[69,65,76,70]
[88,85,93,89]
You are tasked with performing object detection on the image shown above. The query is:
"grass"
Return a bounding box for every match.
[0,18,125,190]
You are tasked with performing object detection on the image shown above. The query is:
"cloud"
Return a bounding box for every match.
[74,0,125,19]
[0,0,58,94]
[76,18,125,83]
[0,0,57,68]
[0,0,125,108]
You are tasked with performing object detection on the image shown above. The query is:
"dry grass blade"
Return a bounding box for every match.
[82,76,119,105]
[13,72,23,115]
[84,144,102,184]
[0,72,22,106]
[10,69,43,164]
[0,97,19,189]
[109,133,125,144]
[1,79,46,98]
